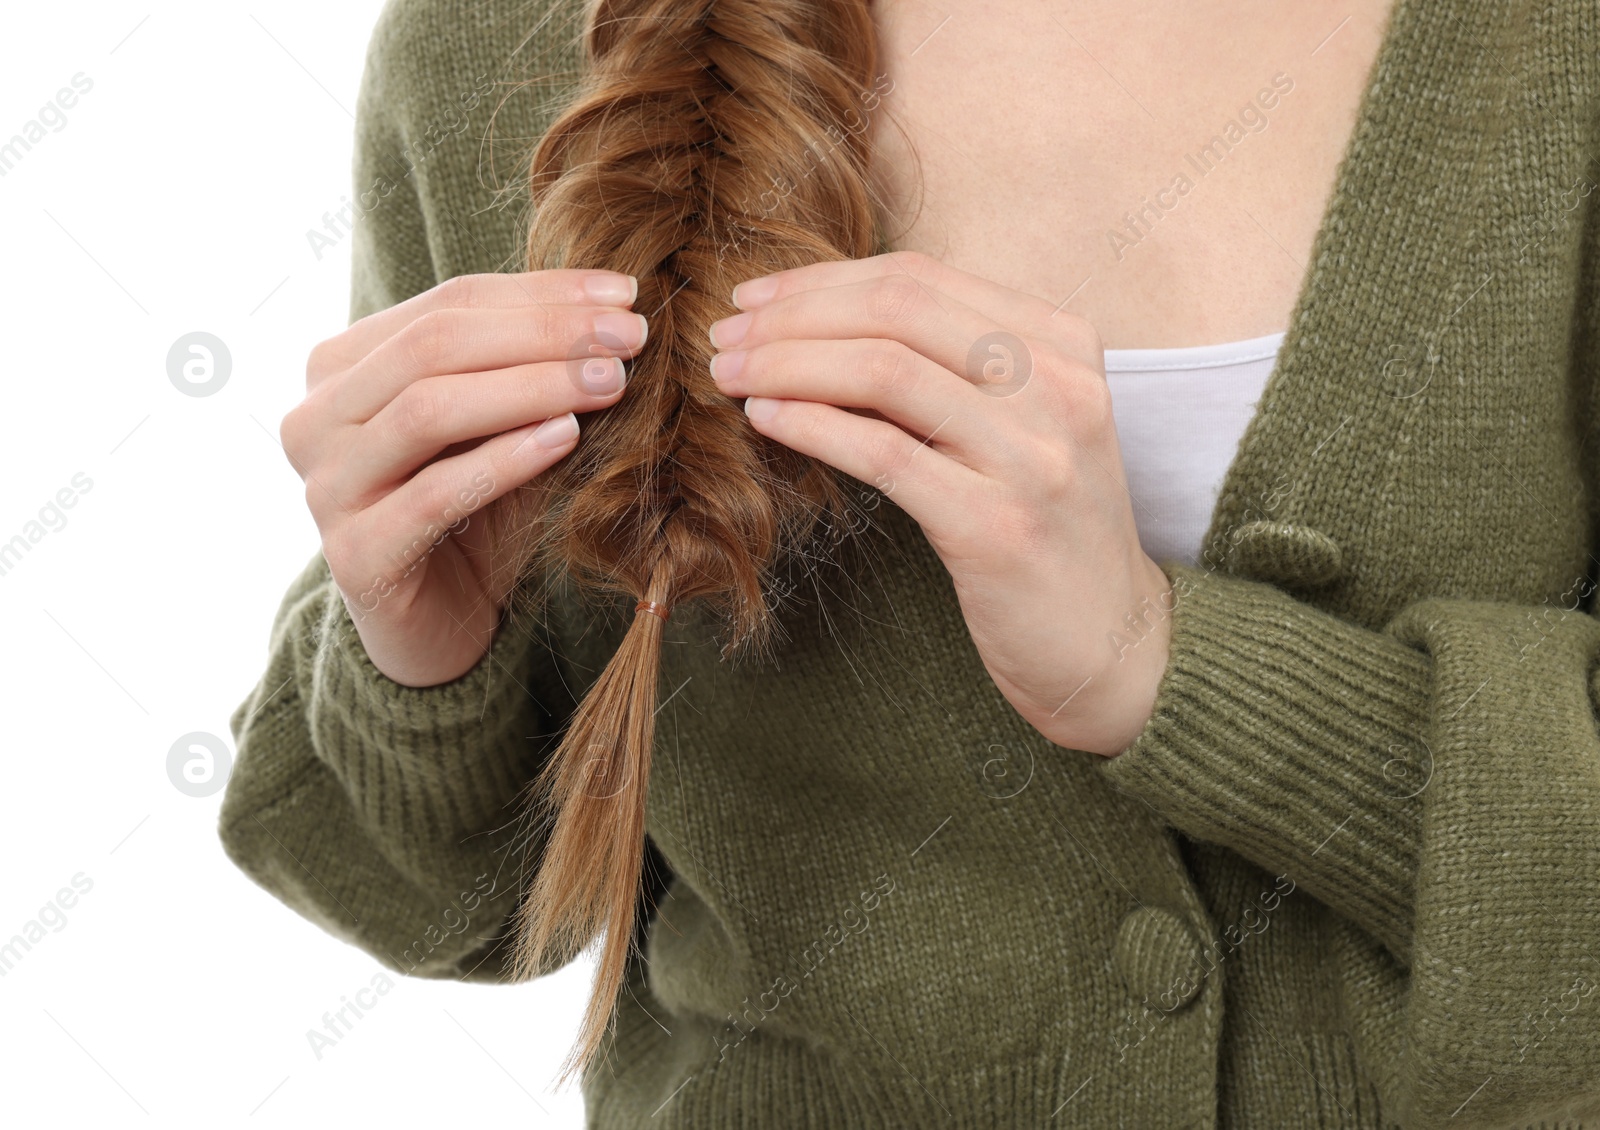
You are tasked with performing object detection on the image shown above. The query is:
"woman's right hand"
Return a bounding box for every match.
[280,269,646,688]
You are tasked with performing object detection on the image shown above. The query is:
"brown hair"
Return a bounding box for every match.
[478,0,897,1085]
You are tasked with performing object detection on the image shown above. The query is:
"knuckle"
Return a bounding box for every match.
[510,362,553,407]
[399,308,459,371]
[1049,311,1104,358]
[1078,319,1106,360]
[388,382,445,444]
[863,425,911,483]
[320,534,358,589]
[528,303,564,353]
[1034,350,1113,431]
[303,477,329,523]
[505,299,559,358]
[305,337,342,383]
[860,340,918,397]
[887,249,938,278]
[1030,441,1076,499]
[278,404,307,460]
[1067,367,1116,435]
[435,272,484,308]
[866,274,926,329]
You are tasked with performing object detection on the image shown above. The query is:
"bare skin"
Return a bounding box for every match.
[866,0,1395,348]
[280,270,645,687]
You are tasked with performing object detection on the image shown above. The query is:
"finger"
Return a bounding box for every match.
[731,249,1088,347]
[324,355,628,505]
[710,336,1015,475]
[323,302,648,423]
[311,269,639,386]
[712,274,1043,399]
[316,412,582,575]
[740,396,983,541]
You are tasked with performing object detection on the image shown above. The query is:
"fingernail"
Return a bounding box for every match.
[709,312,751,349]
[731,277,778,309]
[526,412,579,449]
[579,355,626,394]
[594,311,648,349]
[709,349,746,384]
[584,273,637,305]
[744,396,778,424]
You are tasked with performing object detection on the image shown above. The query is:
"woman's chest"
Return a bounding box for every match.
[865,0,1394,348]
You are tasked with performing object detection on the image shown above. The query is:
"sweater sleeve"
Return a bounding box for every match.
[216,11,585,983]
[219,551,577,982]
[1098,559,1600,1128]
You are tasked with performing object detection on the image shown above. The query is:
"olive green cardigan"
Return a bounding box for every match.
[219,0,1600,1125]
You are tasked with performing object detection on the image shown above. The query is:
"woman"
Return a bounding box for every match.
[221,0,1600,1125]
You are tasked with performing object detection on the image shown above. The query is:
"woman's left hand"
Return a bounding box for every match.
[708,251,1175,757]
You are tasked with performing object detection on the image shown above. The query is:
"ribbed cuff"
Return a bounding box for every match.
[308,573,557,848]
[1098,562,1432,964]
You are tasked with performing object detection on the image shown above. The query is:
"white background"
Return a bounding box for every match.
[0,2,592,1126]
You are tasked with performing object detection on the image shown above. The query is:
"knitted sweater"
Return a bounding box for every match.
[219,0,1600,1126]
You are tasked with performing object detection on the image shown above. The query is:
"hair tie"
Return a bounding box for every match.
[634,599,670,623]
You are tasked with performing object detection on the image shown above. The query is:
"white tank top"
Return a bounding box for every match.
[1101,330,1287,569]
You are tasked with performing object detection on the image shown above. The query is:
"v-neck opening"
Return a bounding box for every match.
[1191,0,1412,557]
